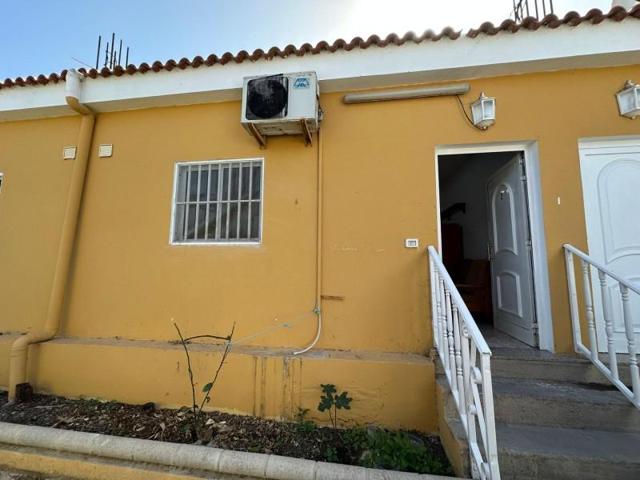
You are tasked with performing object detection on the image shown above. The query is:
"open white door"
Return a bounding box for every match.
[580,141,640,353]
[487,154,537,346]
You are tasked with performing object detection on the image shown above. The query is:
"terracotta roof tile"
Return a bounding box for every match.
[1,5,638,91]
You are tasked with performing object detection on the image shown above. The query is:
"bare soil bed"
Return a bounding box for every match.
[0,392,451,475]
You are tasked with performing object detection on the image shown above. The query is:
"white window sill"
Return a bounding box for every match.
[170,241,262,247]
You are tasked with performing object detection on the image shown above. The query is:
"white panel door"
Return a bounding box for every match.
[487,155,537,346]
[580,142,640,353]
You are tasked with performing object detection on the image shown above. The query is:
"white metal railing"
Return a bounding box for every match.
[428,246,500,480]
[564,244,640,409]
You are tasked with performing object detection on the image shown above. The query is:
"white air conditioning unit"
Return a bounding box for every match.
[241,71,320,145]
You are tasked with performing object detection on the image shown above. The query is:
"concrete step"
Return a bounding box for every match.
[492,377,640,432]
[435,344,640,479]
[489,347,632,386]
[434,348,604,385]
[443,417,640,480]
[438,375,640,432]
[496,423,640,480]
[437,375,640,479]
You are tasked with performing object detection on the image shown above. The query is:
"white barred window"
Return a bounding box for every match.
[171,159,263,244]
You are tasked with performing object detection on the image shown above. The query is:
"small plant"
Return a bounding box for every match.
[294,407,316,434]
[341,425,369,451]
[324,445,339,463]
[359,429,451,475]
[317,384,352,429]
[295,407,310,422]
[173,322,235,441]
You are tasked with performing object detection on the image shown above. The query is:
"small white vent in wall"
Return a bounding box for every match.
[63,146,77,160]
[0,173,3,193]
[98,144,113,158]
[405,238,419,249]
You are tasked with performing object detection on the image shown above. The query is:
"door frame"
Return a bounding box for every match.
[435,141,555,352]
[578,135,640,151]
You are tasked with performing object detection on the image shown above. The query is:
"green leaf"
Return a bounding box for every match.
[202,382,213,393]
[318,395,333,412]
[335,391,352,410]
[321,384,336,395]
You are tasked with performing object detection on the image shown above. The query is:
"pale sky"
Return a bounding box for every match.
[0,0,613,80]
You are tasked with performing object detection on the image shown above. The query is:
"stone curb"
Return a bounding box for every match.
[0,422,457,480]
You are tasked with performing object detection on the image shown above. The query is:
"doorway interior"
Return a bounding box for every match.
[436,148,548,349]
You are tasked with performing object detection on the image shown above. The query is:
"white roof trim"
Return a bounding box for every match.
[1,20,639,121]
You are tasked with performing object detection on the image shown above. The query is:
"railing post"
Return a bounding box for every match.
[433,269,442,352]
[564,248,582,352]
[445,291,457,397]
[598,270,619,380]
[430,258,439,351]
[467,345,480,479]
[563,244,640,411]
[621,285,640,405]
[460,324,471,429]
[436,270,442,353]
[427,246,500,478]
[452,306,466,419]
[439,277,449,374]
[481,353,500,480]
[580,260,599,361]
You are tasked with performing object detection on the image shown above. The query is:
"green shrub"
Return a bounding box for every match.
[324,445,339,463]
[358,429,451,475]
[313,384,449,474]
[294,407,316,434]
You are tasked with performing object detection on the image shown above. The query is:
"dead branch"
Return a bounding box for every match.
[168,334,231,346]
[173,323,197,416]
[199,323,235,412]
[184,333,232,342]
[174,322,236,441]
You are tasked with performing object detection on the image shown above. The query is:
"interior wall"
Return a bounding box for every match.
[439,152,514,260]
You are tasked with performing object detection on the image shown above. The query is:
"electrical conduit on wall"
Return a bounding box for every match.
[8,70,96,401]
[294,128,323,355]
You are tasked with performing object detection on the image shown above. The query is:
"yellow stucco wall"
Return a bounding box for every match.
[0,116,78,333]
[0,64,639,431]
[0,335,436,431]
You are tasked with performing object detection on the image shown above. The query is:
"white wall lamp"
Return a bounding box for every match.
[457,92,496,130]
[616,80,640,119]
[471,92,496,129]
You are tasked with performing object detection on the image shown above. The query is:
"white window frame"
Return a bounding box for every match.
[169,158,264,246]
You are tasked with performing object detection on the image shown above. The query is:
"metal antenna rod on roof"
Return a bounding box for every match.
[95,35,102,70]
[110,33,115,68]
[95,34,132,70]
[512,0,554,21]
[104,42,110,68]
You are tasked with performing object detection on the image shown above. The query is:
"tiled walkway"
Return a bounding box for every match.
[479,325,533,349]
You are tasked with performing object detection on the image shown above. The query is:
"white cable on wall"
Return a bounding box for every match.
[294,127,324,355]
